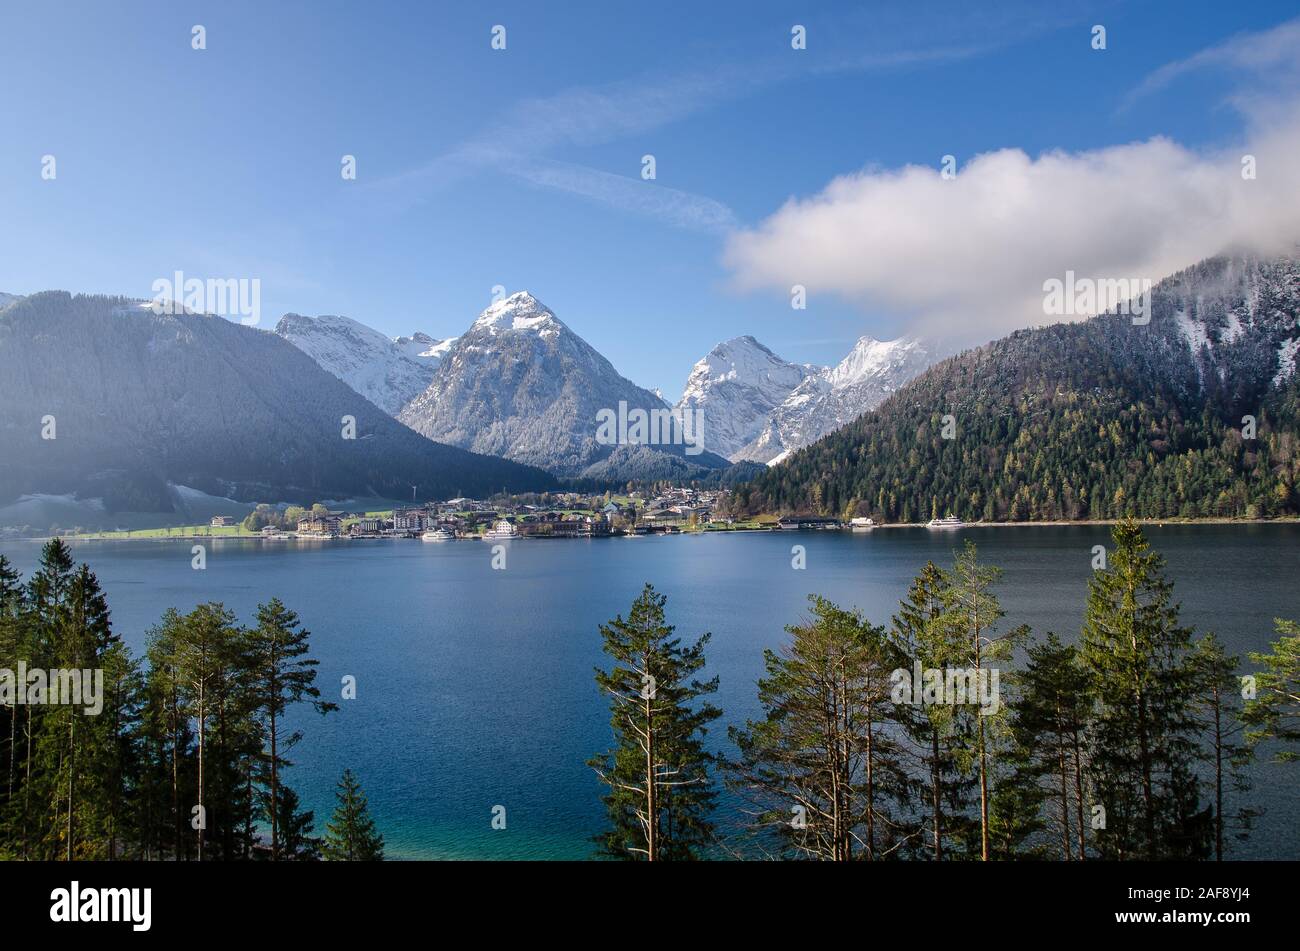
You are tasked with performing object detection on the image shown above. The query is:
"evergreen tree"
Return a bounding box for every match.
[0,556,24,825]
[889,562,975,859]
[89,639,143,859]
[173,602,245,861]
[245,598,336,860]
[1190,633,1255,860]
[271,783,320,861]
[728,596,909,860]
[21,541,75,856]
[589,583,721,860]
[986,766,1047,860]
[51,565,115,859]
[0,556,340,864]
[1006,633,1091,860]
[1243,618,1300,758]
[1080,520,1210,859]
[323,769,384,861]
[939,542,1029,860]
[143,610,195,860]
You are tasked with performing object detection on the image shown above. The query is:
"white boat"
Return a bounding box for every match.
[482,519,518,539]
[850,517,875,530]
[421,527,454,541]
[926,516,964,529]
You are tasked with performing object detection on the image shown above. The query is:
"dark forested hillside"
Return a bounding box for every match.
[734,255,1300,521]
[0,292,556,514]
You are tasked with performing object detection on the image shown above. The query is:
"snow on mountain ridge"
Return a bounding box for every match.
[399,292,729,478]
[735,335,934,465]
[1161,256,1300,388]
[274,312,444,415]
[471,291,563,337]
[826,336,919,386]
[674,336,815,459]
[394,331,456,361]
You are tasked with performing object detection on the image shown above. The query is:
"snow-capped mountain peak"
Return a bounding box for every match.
[399,293,731,479]
[675,336,815,459]
[827,335,926,386]
[734,335,935,465]
[471,291,563,337]
[674,331,935,464]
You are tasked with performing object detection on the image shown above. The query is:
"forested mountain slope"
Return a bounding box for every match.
[734,255,1300,521]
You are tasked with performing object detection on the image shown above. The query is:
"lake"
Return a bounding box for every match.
[2,524,1296,860]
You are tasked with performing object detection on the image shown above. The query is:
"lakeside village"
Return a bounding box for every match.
[56,487,936,542]
[224,487,867,541]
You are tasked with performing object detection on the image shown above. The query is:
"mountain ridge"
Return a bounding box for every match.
[274,312,451,415]
[733,254,1300,522]
[399,291,732,478]
[0,292,555,523]
[735,334,934,464]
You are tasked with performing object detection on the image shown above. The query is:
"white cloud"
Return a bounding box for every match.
[725,17,1300,343]
[1123,17,1300,113]
[725,108,1300,343]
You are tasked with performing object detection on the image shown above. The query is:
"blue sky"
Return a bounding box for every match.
[2,0,1298,398]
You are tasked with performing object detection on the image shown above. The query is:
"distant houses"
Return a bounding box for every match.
[210,515,235,527]
[233,487,749,544]
[392,508,427,533]
[517,512,610,538]
[297,514,342,537]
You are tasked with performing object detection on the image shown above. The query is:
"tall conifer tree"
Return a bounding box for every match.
[1080,520,1210,859]
[589,584,720,860]
[729,597,910,860]
[323,769,384,861]
[245,598,336,860]
[890,562,975,859]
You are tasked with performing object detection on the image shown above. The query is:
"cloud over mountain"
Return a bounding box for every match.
[725,20,1300,345]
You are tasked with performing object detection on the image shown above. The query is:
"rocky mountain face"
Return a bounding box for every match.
[394,331,456,363]
[274,313,453,415]
[274,295,934,474]
[736,336,934,464]
[673,336,815,460]
[0,292,554,520]
[733,254,1300,522]
[399,292,730,478]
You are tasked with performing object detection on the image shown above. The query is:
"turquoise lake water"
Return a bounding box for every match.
[2,524,1296,859]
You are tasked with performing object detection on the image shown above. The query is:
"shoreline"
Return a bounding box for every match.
[6,515,1296,544]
